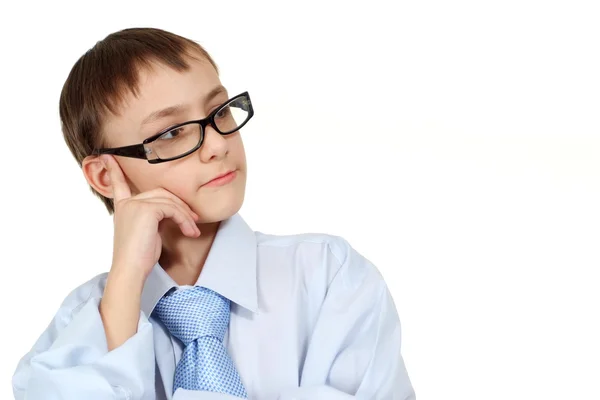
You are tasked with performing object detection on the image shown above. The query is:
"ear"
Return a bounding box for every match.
[82,155,113,199]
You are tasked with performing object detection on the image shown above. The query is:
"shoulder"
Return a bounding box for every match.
[255,231,352,263]
[255,231,384,291]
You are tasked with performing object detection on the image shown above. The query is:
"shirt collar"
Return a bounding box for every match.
[140,213,258,316]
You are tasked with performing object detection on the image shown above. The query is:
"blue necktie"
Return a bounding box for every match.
[153,286,247,398]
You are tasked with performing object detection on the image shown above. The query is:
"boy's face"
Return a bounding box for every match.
[85,56,247,222]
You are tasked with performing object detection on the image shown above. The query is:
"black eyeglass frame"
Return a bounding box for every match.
[92,91,254,164]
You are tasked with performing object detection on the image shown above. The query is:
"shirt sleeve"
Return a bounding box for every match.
[280,238,416,400]
[12,277,157,400]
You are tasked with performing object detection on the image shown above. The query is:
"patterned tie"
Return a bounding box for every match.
[153,286,247,398]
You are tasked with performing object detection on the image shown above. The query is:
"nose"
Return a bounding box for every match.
[198,125,229,162]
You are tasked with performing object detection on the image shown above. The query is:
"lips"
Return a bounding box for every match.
[211,170,233,181]
[203,169,237,187]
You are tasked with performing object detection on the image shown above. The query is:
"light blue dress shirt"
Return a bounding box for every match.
[13,214,415,400]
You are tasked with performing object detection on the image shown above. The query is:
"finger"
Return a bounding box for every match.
[101,155,132,203]
[134,188,198,220]
[144,199,201,237]
[136,194,199,223]
[143,198,198,230]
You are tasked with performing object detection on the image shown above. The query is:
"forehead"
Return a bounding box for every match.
[102,56,222,144]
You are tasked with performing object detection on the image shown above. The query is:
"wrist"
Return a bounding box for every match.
[107,261,147,292]
[100,268,144,351]
[102,268,144,312]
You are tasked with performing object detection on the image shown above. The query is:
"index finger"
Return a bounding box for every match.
[101,155,132,203]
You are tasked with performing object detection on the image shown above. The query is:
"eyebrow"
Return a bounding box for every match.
[140,85,228,126]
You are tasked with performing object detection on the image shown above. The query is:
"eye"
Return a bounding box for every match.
[215,106,232,120]
[160,126,184,140]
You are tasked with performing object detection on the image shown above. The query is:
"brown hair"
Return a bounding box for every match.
[59,28,219,214]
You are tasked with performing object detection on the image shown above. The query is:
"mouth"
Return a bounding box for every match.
[203,169,237,187]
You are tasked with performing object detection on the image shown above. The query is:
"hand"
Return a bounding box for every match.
[102,154,201,283]
[99,154,200,350]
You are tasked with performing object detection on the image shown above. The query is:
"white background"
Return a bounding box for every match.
[0,1,599,399]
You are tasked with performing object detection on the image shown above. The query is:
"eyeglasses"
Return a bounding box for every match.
[93,91,254,164]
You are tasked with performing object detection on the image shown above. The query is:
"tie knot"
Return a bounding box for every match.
[153,286,230,345]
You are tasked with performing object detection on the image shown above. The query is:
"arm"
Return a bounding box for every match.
[12,277,156,400]
[282,239,416,400]
[13,155,200,399]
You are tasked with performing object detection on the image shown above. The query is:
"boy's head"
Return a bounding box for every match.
[60,28,248,223]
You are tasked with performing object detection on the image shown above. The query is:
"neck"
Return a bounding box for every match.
[158,220,220,286]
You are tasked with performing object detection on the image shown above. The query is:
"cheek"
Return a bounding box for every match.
[120,160,156,195]
[229,135,247,168]
[122,159,187,198]
[156,173,197,199]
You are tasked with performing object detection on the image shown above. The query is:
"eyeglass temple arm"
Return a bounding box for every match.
[94,144,148,160]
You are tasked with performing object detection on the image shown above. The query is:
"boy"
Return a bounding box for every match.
[12,28,415,400]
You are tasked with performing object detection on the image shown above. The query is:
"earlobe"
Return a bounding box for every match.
[82,155,113,199]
